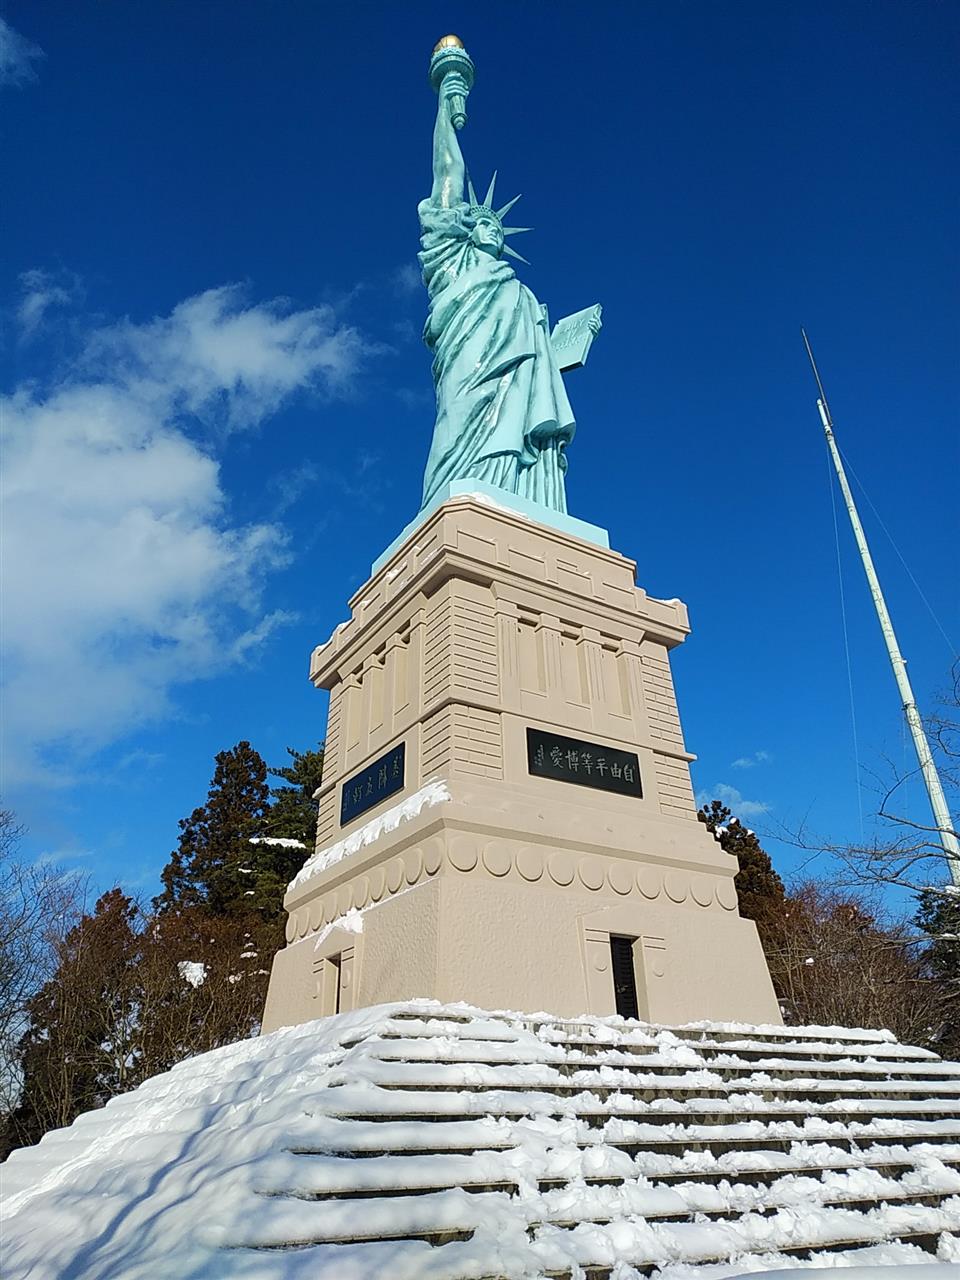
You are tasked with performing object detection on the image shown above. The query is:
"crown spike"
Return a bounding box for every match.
[503,244,530,266]
[466,173,478,207]
[483,170,498,208]
[502,227,533,236]
[496,194,522,218]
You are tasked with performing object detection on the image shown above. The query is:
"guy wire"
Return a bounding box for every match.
[838,443,956,659]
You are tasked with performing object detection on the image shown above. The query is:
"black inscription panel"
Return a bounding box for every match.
[340,742,406,826]
[526,728,642,799]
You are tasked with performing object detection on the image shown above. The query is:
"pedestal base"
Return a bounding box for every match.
[263,495,781,1033]
[263,784,779,1033]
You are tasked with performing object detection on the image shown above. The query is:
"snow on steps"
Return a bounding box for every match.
[2,1003,959,1280]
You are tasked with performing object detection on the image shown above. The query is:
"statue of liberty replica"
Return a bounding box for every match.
[419,36,601,516]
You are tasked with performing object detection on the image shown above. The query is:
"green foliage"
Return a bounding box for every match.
[916,887,960,983]
[268,746,325,845]
[155,741,272,919]
[154,742,325,925]
[697,799,787,951]
[915,887,960,1058]
[245,745,326,909]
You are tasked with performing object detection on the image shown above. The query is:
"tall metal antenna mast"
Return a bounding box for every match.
[801,329,960,886]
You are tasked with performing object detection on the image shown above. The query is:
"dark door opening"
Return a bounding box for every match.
[329,953,342,1015]
[610,935,639,1020]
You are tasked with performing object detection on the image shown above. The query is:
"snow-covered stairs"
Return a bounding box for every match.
[240,1008,960,1275]
[4,1002,960,1279]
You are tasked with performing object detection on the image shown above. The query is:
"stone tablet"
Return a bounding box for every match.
[340,742,405,826]
[526,727,642,799]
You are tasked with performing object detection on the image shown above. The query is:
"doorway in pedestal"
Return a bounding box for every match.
[328,953,343,1015]
[610,935,640,1019]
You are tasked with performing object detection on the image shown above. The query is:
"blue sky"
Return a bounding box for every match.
[3,1,957,907]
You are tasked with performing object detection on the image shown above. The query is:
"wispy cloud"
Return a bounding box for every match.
[395,386,432,411]
[115,749,165,772]
[79,284,366,432]
[731,749,771,770]
[392,262,422,296]
[2,281,369,788]
[267,461,320,517]
[0,17,43,89]
[696,782,771,819]
[17,268,83,339]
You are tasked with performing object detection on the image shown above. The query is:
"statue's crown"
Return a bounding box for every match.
[465,173,531,262]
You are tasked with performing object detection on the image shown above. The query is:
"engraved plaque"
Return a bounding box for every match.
[340,741,405,825]
[526,727,642,799]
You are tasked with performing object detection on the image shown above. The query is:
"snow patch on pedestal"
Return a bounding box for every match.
[288,779,451,892]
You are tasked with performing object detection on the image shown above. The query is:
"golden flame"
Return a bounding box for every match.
[433,34,464,53]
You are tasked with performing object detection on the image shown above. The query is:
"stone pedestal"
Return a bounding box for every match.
[262,496,780,1033]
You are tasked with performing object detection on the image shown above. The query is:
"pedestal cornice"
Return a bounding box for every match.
[310,495,690,690]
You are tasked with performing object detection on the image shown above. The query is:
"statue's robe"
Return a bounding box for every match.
[418,199,575,512]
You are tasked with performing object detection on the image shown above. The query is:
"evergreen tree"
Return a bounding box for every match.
[267,745,325,846]
[698,799,787,951]
[915,887,960,1058]
[155,741,271,917]
[242,745,327,904]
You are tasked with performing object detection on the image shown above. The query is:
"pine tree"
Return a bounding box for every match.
[698,799,787,951]
[155,741,272,918]
[915,887,960,1058]
[241,745,327,906]
[267,745,325,846]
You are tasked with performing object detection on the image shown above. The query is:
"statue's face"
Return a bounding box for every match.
[472,216,503,257]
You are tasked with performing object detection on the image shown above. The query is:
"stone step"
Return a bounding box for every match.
[233,1183,960,1253]
[263,1144,960,1208]
[365,1096,960,1125]
[320,1086,960,1130]
[234,1226,955,1280]
[253,1186,959,1235]
[361,1071,960,1106]
[373,1035,943,1072]
[320,1131,960,1172]
[537,1230,947,1280]
[608,1132,960,1158]
[287,1135,960,1184]
[384,1013,941,1059]
[368,1038,960,1081]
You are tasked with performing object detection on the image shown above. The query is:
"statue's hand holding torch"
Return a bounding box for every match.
[429,35,475,131]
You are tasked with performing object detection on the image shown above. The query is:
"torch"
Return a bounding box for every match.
[429,35,475,131]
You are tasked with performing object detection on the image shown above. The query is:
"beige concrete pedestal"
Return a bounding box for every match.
[262,496,781,1033]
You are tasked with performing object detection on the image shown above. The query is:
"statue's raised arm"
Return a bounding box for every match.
[428,41,470,207]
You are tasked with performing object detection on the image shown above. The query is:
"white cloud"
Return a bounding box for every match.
[392,263,422,295]
[0,17,43,88]
[730,749,771,770]
[696,783,771,819]
[79,285,365,431]
[17,268,82,339]
[1,283,367,787]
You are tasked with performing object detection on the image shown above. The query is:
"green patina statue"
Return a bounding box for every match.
[419,36,601,517]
